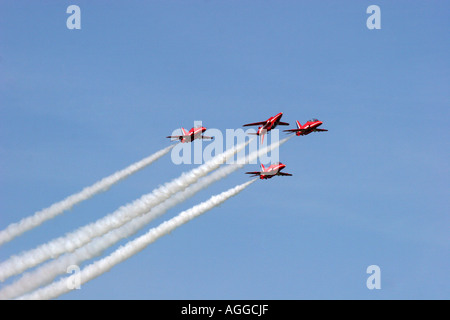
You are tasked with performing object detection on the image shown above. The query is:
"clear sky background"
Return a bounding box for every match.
[0,1,448,299]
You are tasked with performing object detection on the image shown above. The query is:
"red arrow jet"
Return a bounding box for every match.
[283,119,328,136]
[245,162,293,180]
[243,112,289,143]
[166,126,213,143]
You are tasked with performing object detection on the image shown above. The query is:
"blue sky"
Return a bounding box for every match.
[0,1,448,299]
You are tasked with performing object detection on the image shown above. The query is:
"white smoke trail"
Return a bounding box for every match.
[0,140,249,282]
[0,164,240,299]
[0,135,292,299]
[0,144,176,246]
[18,179,256,300]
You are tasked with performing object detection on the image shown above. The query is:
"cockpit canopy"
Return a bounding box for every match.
[308,118,319,122]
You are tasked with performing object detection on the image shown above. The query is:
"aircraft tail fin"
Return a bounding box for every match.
[260,163,266,172]
[296,120,302,129]
[181,127,188,136]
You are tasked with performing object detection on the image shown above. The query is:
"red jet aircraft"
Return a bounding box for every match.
[283,119,328,136]
[245,162,293,180]
[166,126,213,143]
[243,112,289,143]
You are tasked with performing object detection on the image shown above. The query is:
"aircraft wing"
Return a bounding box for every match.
[277,172,293,176]
[283,128,305,133]
[245,171,261,177]
[243,121,267,127]
[278,121,290,126]
[201,135,214,140]
[166,135,190,141]
[315,129,328,132]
